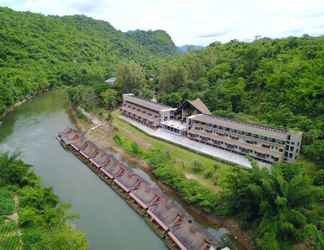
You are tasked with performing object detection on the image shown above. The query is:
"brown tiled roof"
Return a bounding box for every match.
[115,170,142,189]
[132,181,159,205]
[92,150,110,165]
[150,199,184,228]
[171,220,212,250]
[187,98,211,115]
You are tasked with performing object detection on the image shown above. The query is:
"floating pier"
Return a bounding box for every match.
[57,128,229,250]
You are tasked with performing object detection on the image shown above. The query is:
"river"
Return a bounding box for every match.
[0,90,167,250]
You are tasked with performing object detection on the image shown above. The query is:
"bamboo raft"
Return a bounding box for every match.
[56,128,229,250]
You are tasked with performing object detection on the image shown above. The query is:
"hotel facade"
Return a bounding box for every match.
[121,94,177,129]
[121,94,302,164]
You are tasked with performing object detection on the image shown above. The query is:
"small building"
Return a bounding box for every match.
[160,119,187,136]
[105,77,117,86]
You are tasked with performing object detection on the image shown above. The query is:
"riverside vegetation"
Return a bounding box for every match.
[1,6,324,250]
[0,152,88,249]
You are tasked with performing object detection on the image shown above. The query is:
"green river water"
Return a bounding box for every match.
[0,90,167,250]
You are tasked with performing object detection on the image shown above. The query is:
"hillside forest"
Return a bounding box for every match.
[0,7,323,250]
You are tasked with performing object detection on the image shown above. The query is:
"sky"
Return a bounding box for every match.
[1,0,324,46]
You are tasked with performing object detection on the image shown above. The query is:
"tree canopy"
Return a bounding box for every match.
[0,152,88,249]
[154,36,324,165]
[0,7,174,118]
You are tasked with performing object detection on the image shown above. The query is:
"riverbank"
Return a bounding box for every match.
[0,88,50,122]
[57,128,230,249]
[0,152,88,249]
[69,107,254,250]
[0,91,168,250]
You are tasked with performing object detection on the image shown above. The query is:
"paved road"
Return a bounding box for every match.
[120,116,259,168]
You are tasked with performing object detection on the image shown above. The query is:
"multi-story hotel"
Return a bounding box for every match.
[121,94,177,129]
[121,94,302,164]
[186,114,302,163]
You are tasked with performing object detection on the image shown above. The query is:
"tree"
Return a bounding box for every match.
[115,62,146,95]
[36,226,88,250]
[159,63,187,92]
[100,88,118,109]
[304,140,324,166]
[0,152,88,249]
[314,170,324,186]
[217,162,323,249]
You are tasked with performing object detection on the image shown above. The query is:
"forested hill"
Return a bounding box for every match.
[0,7,174,116]
[156,36,324,165]
[126,29,177,55]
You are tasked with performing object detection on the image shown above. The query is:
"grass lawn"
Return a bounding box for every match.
[111,111,239,191]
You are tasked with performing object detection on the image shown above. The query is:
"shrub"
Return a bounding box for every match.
[113,134,123,145]
[314,170,324,186]
[191,160,203,173]
[0,189,15,215]
[203,168,214,179]
[130,142,141,155]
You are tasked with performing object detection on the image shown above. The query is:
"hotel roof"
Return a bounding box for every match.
[188,114,294,140]
[124,94,176,112]
[186,98,211,115]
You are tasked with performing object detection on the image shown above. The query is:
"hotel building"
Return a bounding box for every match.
[187,114,302,163]
[121,94,177,129]
[121,94,302,164]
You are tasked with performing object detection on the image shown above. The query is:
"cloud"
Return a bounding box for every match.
[304,11,324,18]
[285,28,304,35]
[69,0,107,14]
[199,30,232,39]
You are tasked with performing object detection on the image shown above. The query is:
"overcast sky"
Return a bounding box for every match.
[1,0,324,45]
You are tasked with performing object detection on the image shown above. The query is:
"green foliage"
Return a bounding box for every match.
[115,62,147,96]
[67,86,99,111]
[0,152,88,249]
[0,7,172,117]
[100,88,119,110]
[0,152,34,187]
[314,170,324,186]
[156,36,324,164]
[191,160,203,173]
[0,188,15,215]
[217,162,324,249]
[126,29,177,55]
[130,142,141,156]
[305,224,324,250]
[115,135,217,212]
[304,140,324,166]
[113,134,124,145]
